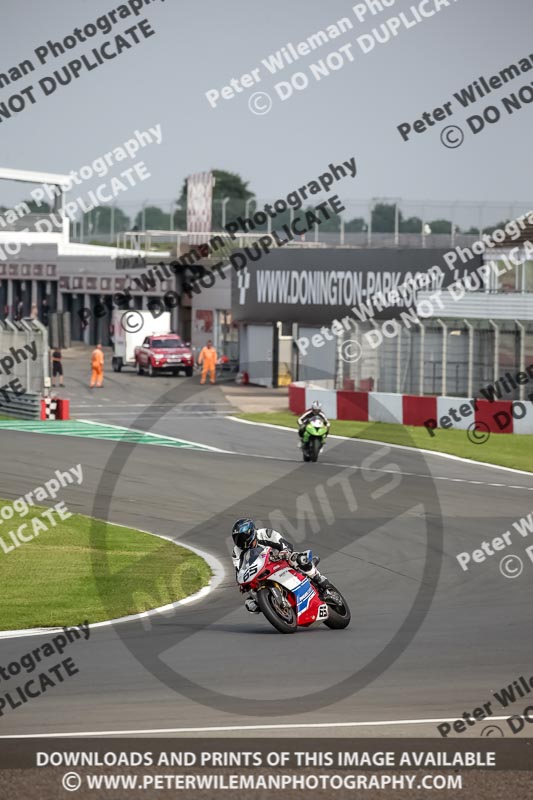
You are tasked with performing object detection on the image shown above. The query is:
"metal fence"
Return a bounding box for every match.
[62,198,533,249]
[0,390,41,419]
[336,319,533,400]
[0,318,49,395]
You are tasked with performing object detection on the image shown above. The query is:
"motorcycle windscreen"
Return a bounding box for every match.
[309,417,326,430]
[237,546,266,583]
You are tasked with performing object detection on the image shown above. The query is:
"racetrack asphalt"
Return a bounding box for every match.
[1,352,532,738]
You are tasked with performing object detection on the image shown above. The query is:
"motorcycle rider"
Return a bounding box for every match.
[231,518,331,614]
[298,400,330,443]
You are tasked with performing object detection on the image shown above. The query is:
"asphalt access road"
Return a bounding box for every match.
[0,393,533,737]
[55,344,237,427]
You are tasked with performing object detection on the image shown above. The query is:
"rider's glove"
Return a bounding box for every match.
[278,549,292,561]
[294,552,310,568]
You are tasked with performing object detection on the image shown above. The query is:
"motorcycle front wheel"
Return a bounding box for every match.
[257,587,298,634]
[310,436,321,462]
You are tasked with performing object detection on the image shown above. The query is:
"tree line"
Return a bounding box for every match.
[2,173,508,236]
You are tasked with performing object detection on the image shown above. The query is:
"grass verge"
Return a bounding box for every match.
[0,506,211,630]
[238,411,533,473]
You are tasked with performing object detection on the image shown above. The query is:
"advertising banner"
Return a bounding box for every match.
[231,248,482,323]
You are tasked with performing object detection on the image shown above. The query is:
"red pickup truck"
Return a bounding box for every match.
[134,334,194,377]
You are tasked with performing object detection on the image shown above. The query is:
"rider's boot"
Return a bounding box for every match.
[245,597,260,614]
[304,561,331,591]
[313,573,332,591]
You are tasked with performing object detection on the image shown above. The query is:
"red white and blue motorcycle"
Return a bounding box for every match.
[237,546,351,634]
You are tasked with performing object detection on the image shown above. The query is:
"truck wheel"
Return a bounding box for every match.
[136,362,144,376]
[112,358,122,373]
[185,367,193,377]
[148,362,156,378]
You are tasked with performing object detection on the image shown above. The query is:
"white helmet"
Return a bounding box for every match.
[311,400,322,412]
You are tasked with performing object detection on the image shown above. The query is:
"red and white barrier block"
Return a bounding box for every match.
[41,397,57,420]
[40,397,70,421]
[289,383,533,435]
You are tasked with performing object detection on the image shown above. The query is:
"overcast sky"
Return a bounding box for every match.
[1,0,532,228]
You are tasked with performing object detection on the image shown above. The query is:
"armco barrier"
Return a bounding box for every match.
[0,391,41,419]
[0,391,70,420]
[289,383,533,434]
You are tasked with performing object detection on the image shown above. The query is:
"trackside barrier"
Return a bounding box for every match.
[0,391,41,419]
[39,397,70,421]
[40,397,58,420]
[289,383,533,434]
[56,398,70,420]
[288,384,306,416]
[0,318,49,393]
[0,392,70,420]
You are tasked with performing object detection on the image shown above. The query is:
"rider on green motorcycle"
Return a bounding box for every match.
[297,400,330,443]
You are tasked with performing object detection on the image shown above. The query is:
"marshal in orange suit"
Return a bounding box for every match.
[198,340,217,385]
[90,343,104,388]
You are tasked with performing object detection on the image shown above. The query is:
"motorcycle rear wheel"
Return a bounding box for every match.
[257,587,298,634]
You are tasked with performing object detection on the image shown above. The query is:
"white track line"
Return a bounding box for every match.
[0,525,225,641]
[1,419,232,454]
[229,416,533,479]
[79,419,231,453]
[0,717,513,738]
[72,403,232,408]
[75,419,533,491]
[211,449,533,492]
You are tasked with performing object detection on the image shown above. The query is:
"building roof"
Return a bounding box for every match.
[504,223,533,247]
[0,167,71,187]
[58,241,169,259]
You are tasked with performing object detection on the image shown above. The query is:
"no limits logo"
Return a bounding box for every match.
[89,370,444,717]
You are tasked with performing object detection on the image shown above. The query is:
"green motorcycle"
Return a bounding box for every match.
[301,416,328,462]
